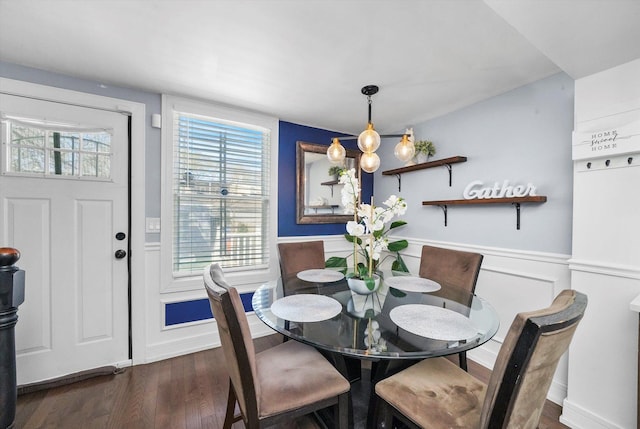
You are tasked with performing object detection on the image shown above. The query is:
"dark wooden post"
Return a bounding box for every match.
[0,248,25,429]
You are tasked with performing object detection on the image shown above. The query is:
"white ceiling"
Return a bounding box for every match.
[1,0,639,135]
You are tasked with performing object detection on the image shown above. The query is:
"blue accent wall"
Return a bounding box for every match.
[165,292,255,326]
[278,121,373,237]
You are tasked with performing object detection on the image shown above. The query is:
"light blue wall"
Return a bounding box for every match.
[375,72,574,254]
[1,62,575,254]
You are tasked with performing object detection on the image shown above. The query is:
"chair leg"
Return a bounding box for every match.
[224,383,239,429]
[379,399,393,429]
[459,351,468,371]
[336,392,349,429]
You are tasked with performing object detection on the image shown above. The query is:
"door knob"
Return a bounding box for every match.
[115,249,127,259]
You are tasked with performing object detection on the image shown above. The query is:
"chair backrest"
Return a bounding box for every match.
[203,263,259,422]
[277,240,326,277]
[480,289,587,429]
[418,245,483,293]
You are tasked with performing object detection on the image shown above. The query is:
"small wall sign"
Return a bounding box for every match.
[463,180,537,200]
[573,117,640,160]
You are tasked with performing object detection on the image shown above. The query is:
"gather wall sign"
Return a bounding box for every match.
[462,180,537,200]
[423,179,547,230]
[380,155,547,229]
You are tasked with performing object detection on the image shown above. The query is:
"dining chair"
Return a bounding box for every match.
[203,263,350,429]
[277,240,326,278]
[375,289,587,429]
[418,244,483,370]
[278,240,363,383]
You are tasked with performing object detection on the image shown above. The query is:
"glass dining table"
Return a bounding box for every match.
[251,269,500,429]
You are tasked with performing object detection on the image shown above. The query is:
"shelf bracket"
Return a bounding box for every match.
[395,174,402,192]
[444,163,453,186]
[438,205,448,227]
[513,202,521,230]
[329,185,334,197]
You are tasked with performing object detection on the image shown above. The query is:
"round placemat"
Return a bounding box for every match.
[384,276,441,293]
[296,269,345,283]
[389,304,478,341]
[270,294,342,322]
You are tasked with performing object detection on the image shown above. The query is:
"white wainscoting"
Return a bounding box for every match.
[140,243,273,364]
[560,262,640,429]
[380,237,571,405]
[141,237,572,404]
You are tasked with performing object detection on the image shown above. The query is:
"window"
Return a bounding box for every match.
[165,98,273,279]
[1,115,112,179]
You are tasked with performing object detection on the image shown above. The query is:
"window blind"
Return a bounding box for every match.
[172,112,270,275]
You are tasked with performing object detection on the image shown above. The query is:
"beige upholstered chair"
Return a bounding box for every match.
[418,244,483,292]
[277,240,326,278]
[278,240,362,382]
[375,289,587,429]
[419,244,483,370]
[204,263,350,429]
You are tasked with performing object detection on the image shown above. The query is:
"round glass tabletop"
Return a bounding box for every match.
[252,270,499,360]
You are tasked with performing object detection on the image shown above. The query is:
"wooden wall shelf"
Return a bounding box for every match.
[382,156,467,191]
[422,196,547,230]
[320,179,340,196]
[320,180,339,186]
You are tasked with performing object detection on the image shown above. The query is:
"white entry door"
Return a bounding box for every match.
[0,93,130,385]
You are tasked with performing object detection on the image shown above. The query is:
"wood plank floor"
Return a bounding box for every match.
[15,334,569,428]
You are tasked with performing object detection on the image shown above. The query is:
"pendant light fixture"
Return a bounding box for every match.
[327,85,415,173]
[394,133,415,163]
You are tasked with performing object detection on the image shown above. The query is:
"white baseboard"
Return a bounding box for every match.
[145,332,218,364]
[561,398,624,429]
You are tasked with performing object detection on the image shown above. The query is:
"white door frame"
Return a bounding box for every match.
[0,77,147,364]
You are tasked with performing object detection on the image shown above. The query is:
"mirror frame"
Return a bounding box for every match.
[296,141,361,224]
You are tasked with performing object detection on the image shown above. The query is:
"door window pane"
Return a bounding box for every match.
[3,117,112,179]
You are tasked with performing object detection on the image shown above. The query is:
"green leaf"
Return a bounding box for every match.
[344,233,363,245]
[387,239,408,252]
[389,288,407,298]
[391,254,409,273]
[356,263,368,279]
[344,234,356,243]
[389,220,407,229]
[365,276,376,290]
[325,257,347,274]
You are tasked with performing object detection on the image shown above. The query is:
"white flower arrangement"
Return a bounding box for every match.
[327,168,409,290]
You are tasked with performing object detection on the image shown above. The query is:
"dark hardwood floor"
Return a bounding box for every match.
[15,334,568,428]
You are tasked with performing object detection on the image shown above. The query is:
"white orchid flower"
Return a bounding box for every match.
[340,168,360,214]
[365,242,382,261]
[384,195,408,216]
[370,218,384,232]
[346,221,365,237]
[383,195,399,207]
[338,169,409,276]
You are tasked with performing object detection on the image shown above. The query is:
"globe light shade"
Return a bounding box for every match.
[394,134,415,162]
[357,123,381,153]
[360,151,381,173]
[327,138,346,164]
